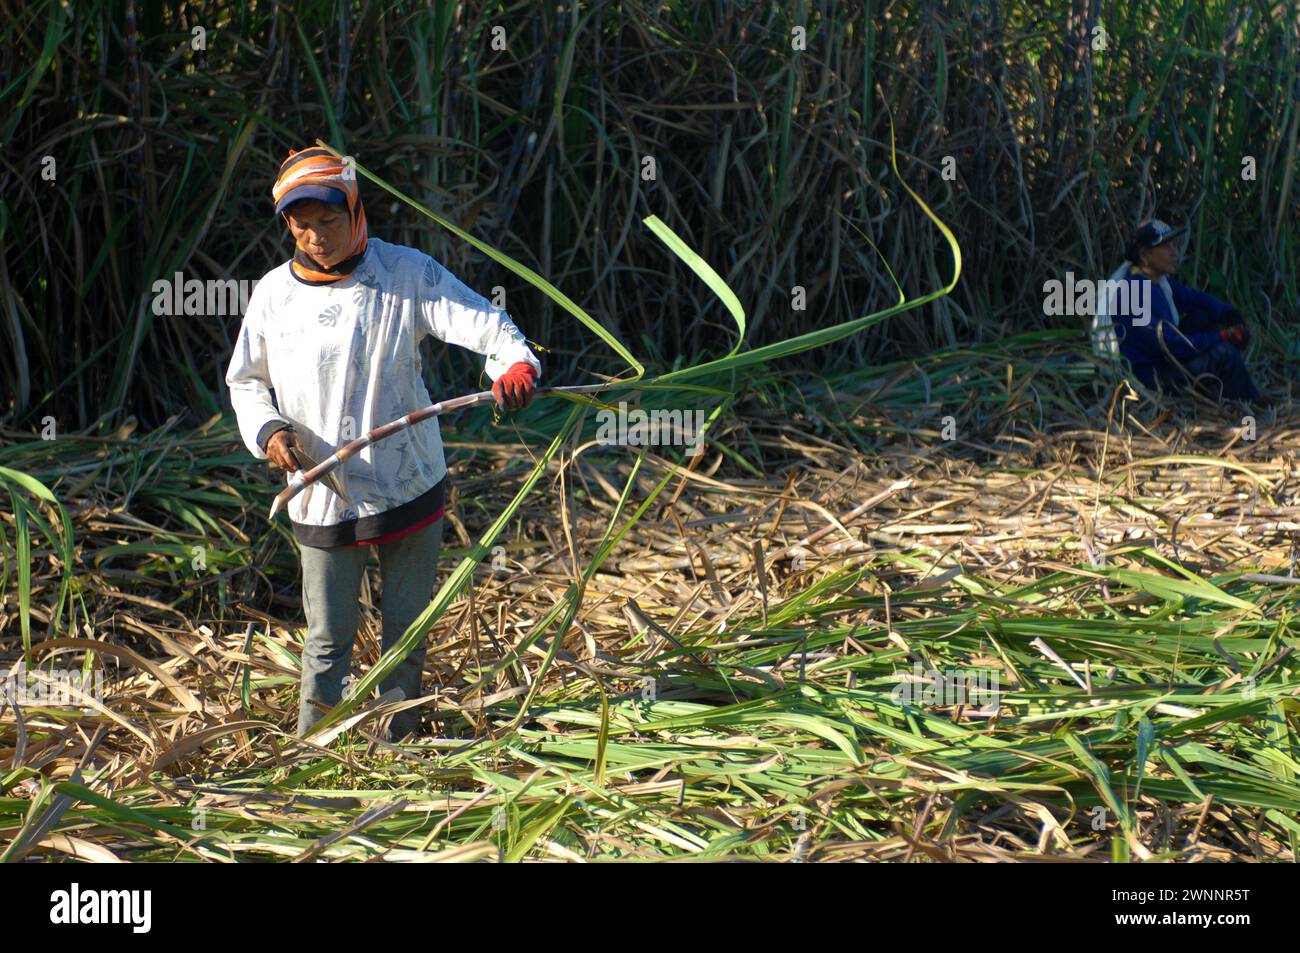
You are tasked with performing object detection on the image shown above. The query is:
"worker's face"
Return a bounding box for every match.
[284,199,352,268]
[1140,239,1181,276]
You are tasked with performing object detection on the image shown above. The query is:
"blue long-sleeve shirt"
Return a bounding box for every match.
[1112,271,1235,385]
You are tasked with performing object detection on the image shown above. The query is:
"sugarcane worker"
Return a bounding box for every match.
[225,146,542,739]
[1106,218,1262,403]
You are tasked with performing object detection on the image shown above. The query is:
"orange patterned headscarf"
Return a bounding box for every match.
[272,147,369,285]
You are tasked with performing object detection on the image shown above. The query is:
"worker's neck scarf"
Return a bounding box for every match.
[272,147,369,285]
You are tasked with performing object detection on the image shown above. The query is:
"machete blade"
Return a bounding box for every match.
[288,444,353,505]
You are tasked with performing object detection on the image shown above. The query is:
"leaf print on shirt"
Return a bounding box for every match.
[316,343,369,398]
[395,353,422,388]
[351,283,385,333]
[318,303,342,326]
[347,325,373,378]
[386,434,421,496]
[421,258,438,291]
[347,470,383,502]
[317,342,343,378]
[398,443,424,484]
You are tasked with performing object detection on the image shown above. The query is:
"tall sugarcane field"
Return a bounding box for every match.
[2,0,1300,892]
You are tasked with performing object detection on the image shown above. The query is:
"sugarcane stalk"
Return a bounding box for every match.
[268,384,617,518]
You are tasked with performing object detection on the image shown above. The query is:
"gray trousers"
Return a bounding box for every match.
[296,518,445,737]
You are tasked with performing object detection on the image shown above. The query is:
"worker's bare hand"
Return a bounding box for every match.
[267,429,302,471]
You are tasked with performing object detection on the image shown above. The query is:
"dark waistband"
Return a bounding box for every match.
[292,475,449,549]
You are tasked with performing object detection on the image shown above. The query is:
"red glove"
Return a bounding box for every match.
[492,362,538,411]
[1219,324,1248,350]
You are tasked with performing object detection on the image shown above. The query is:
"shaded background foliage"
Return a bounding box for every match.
[2,0,1298,430]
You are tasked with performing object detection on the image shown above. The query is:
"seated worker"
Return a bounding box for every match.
[1106,219,1261,403]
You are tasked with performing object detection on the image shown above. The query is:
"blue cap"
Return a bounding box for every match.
[1125,219,1187,262]
[276,185,348,216]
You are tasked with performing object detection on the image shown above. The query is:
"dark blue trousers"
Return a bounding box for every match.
[1151,314,1261,401]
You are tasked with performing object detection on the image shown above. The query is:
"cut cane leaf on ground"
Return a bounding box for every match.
[8,371,1299,859]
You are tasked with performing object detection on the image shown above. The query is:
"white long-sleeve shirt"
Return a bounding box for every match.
[225,237,541,547]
